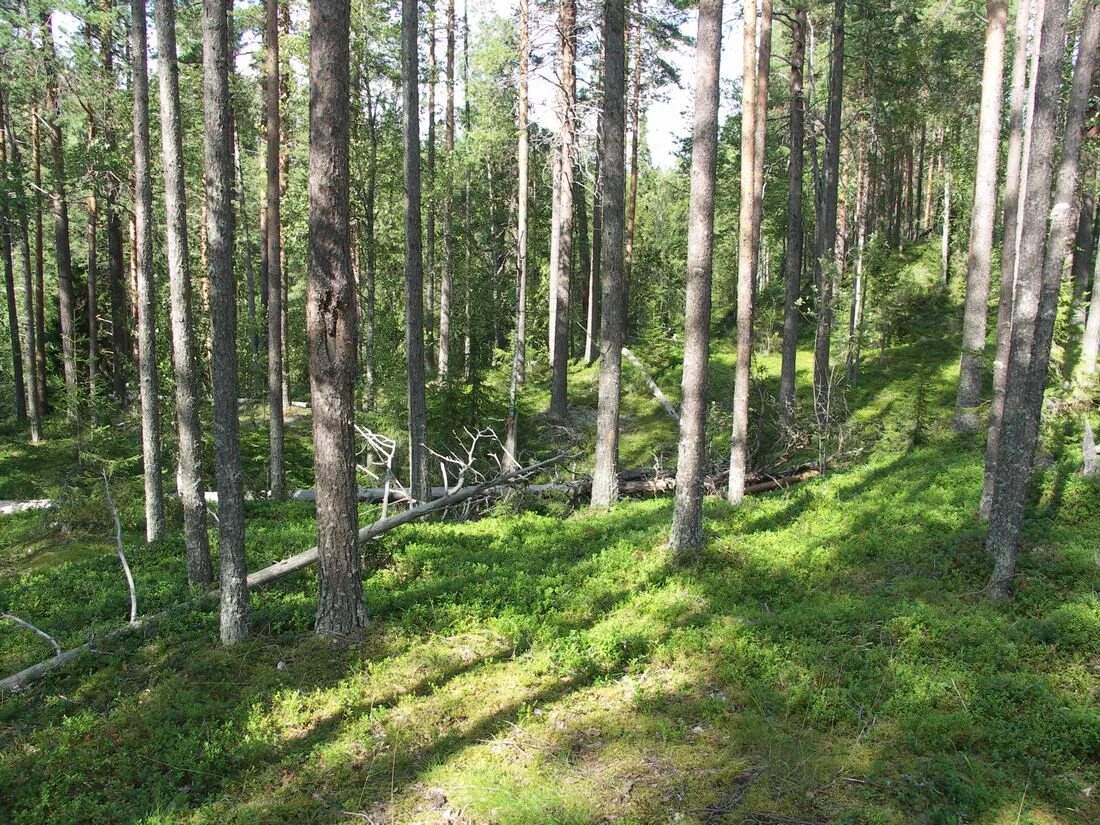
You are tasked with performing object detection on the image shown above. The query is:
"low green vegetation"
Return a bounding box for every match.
[1,244,1098,824]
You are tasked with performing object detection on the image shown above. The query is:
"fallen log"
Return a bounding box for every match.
[0,453,569,694]
[524,463,819,500]
[621,346,680,423]
[0,499,55,516]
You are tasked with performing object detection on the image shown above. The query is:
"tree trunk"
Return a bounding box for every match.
[41,11,78,417]
[86,183,98,410]
[550,0,576,420]
[0,88,26,421]
[586,127,602,366]
[505,0,530,471]
[363,73,378,410]
[154,0,212,586]
[1079,243,1100,378]
[751,0,773,284]
[403,0,430,504]
[954,0,1008,432]
[5,106,41,441]
[308,0,363,636]
[426,0,438,374]
[812,0,845,428]
[438,0,456,380]
[980,0,1035,518]
[1071,162,1097,313]
[778,7,805,431]
[847,145,868,383]
[986,0,1092,598]
[728,0,759,504]
[940,170,951,285]
[203,0,249,644]
[623,0,643,328]
[30,107,46,414]
[131,0,166,542]
[591,0,627,508]
[669,0,722,554]
[264,0,286,499]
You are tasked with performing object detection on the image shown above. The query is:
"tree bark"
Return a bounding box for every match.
[846,144,869,383]
[728,0,759,504]
[550,0,577,420]
[778,7,805,431]
[751,0,773,284]
[203,0,249,644]
[591,0,627,508]
[438,0,456,380]
[1079,243,1100,378]
[5,109,41,441]
[155,0,213,586]
[623,0,643,327]
[587,126,602,366]
[265,0,286,499]
[986,0,1092,598]
[403,0,430,504]
[505,0,531,471]
[41,11,79,417]
[955,0,1008,432]
[812,0,845,428]
[308,0,363,636]
[426,0,438,374]
[131,0,166,542]
[30,107,46,413]
[940,170,951,285]
[0,88,26,422]
[980,0,1035,519]
[669,0,722,554]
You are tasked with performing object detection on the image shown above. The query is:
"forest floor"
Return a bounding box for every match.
[1,243,1098,824]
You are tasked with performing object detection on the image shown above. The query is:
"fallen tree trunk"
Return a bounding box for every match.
[2,456,818,694]
[622,345,680,422]
[0,499,55,516]
[1,453,569,694]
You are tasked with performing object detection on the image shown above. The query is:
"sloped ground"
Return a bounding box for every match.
[0,244,1098,823]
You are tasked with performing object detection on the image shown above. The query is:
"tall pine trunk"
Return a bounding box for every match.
[30,107,47,413]
[0,88,26,422]
[41,11,78,417]
[265,0,285,498]
[308,0,363,635]
[438,0,456,379]
[155,0,212,586]
[131,0,165,541]
[403,0,430,503]
[980,0,1034,518]
[779,7,806,430]
[550,0,576,420]
[986,0,1094,597]
[728,0,759,504]
[591,0,627,507]
[203,0,249,644]
[669,0,722,554]
[812,0,845,429]
[505,0,530,471]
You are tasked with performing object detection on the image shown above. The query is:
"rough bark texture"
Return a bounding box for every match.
[30,109,47,413]
[403,0,430,504]
[155,0,212,585]
[41,12,78,415]
[204,0,250,644]
[308,0,364,636]
[778,7,806,431]
[6,114,41,441]
[266,0,286,499]
[550,0,576,420]
[591,0,627,508]
[1080,245,1100,377]
[587,130,602,366]
[0,89,25,422]
[954,0,1008,432]
[624,0,643,322]
[438,0,456,379]
[812,0,845,427]
[940,170,951,285]
[751,0,773,282]
[505,0,530,471]
[131,0,165,541]
[669,0,722,554]
[728,0,758,505]
[980,0,1034,518]
[985,0,1088,598]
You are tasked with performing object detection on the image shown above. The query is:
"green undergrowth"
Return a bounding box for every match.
[0,243,1098,823]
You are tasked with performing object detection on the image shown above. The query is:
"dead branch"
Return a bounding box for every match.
[102,472,138,624]
[0,613,61,656]
[621,346,680,422]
